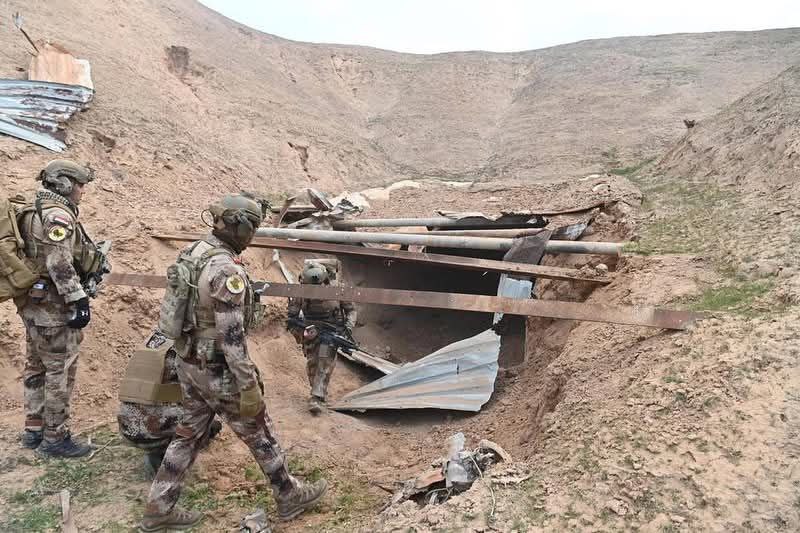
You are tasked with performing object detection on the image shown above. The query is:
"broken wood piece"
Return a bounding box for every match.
[60,489,78,533]
[150,234,613,284]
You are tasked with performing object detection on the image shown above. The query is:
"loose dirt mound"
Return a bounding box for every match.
[660,65,800,192]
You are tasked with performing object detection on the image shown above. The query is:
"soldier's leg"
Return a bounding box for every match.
[144,368,214,517]
[36,326,81,443]
[314,342,339,401]
[217,384,294,495]
[22,324,46,442]
[302,336,319,389]
[218,385,326,520]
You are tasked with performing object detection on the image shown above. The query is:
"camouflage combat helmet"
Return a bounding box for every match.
[300,262,330,285]
[209,192,264,253]
[37,159,94,196]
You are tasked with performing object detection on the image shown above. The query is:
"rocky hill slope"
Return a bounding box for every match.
[660,64,800,192]
[1,1,799,194]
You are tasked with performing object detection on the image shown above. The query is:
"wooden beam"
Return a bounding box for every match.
[106,273,700,330]
[151,233,611,284]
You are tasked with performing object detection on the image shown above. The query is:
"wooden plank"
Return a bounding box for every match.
[104,276,701,329]
[150,233,611,284]
[60,490,78,533]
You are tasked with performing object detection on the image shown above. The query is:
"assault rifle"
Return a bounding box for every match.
[84,240,112,298]
[287,316,359,354]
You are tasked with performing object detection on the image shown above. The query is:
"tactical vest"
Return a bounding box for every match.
[160,239,260,363]
[301,298,345,324]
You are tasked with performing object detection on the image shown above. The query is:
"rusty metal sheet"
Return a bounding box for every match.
[151,233,611,284]
[330,329,500,412]
[260,283,702,330]
[0,79,94,151]
[0,79,94,103]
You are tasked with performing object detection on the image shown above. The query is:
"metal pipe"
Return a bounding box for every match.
[331,217,539,229]
[413,228,546,238]
[255,227,622,255]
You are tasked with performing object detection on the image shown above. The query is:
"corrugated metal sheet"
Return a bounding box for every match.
[330,329,500,412]
[0,79,94,152]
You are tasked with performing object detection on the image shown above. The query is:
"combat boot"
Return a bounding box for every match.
[139,506,202,532]
[276,478,328,521]
[36,432,92,458]
[21,429,43,449]
[308,396,326,415]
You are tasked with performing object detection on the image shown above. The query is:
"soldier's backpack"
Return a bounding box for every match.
[0,196,38,303]
[157,242,230,339]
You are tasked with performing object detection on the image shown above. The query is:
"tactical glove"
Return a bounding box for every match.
[67,297,91,329]
[239,384,263,418]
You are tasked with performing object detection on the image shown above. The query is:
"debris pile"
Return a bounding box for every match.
[384,433,526,509]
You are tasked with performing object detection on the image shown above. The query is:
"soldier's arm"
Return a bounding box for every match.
[341,301,357,330]
[210,266,258,391]
[41,210,86,303]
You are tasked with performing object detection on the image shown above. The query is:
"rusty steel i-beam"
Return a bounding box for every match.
[106,273,701,330]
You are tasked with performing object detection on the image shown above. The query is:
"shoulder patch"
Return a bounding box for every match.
[47,226,69,242]
[225,274,246,294]
[50,215,73,228]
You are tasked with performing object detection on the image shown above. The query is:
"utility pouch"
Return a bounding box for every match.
[28,280,48,302]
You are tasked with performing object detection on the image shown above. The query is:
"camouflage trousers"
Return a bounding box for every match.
[145,357,295,516]
[302,336,338,400]
[22,321,83,442]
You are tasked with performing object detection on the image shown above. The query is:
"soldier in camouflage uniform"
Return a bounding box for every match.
[15,160,101,458]
[287,261,357,414]
[140,193,327,532]
[117,331,222,478]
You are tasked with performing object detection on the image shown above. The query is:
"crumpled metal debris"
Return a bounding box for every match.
[384,434,516,510]
[330,329,500,412]
[239,508,271,533]
[287,188,364,230]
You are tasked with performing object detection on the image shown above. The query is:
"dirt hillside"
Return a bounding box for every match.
[2,1,800,193]
[660,64,800,192]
